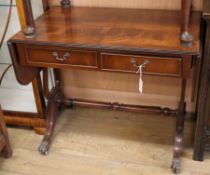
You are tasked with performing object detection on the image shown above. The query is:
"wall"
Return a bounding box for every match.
[51,0,202,10]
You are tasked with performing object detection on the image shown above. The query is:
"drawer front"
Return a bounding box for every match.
[101,53,182,76]
[23,45,98,68]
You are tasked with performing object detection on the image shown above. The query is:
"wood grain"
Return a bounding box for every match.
[1,108,210,175]
[100,53,182,76]
[11,7,201,55]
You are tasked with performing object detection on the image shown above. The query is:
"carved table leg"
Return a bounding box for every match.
[38,69,63,155]
[38,96,56,155]
[180,0,193,43]
[171,79,186,174]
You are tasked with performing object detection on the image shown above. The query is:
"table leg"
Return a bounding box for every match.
[38,69,63,155]
[38,95,56,155]
[180,0,193,43]
[171,79,186,174]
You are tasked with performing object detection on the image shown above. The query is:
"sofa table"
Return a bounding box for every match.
[8,1,201,173]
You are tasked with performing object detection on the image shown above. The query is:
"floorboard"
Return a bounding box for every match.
[1,108,210,175]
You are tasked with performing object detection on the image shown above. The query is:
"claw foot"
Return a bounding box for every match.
[38,140,49,155]
[171,158,181,174]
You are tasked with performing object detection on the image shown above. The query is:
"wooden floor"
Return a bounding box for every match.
[0,107,210,175]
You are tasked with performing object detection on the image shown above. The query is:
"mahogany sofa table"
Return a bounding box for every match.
[8,4,201,174]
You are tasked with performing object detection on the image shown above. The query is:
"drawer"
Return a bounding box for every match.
[21,45,98,69]
[100,53,182,76]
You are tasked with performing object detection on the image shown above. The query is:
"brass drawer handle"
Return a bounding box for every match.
[52,52,70,61]
[131,58,150,68]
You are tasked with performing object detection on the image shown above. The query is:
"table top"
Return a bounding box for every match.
[10,7,201,55]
